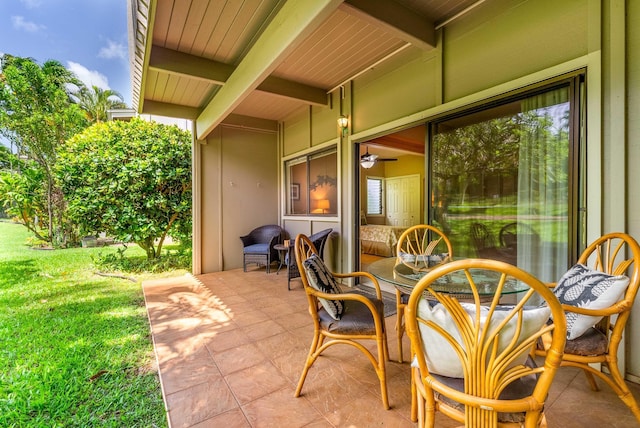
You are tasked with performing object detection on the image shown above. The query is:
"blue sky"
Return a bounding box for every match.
[0,0,131,106]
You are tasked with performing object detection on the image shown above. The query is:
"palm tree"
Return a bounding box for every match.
[73,85,127,123]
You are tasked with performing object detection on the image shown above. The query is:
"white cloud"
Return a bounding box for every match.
[67,61,110,90]
[98,40,127,60]
[12,16,45,33]
[20,0,42,9]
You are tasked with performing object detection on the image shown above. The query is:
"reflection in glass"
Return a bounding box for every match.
[431,83,581,283]
[285,148,337,215]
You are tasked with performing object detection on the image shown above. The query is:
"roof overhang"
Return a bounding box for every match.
[129,0,481,140]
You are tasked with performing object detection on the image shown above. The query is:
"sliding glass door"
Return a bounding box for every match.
[430,75,584,282]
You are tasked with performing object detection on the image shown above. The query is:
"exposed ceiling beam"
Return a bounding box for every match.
[149,46,328,106]
[149,46,234,85]
[141,100,201,120]
[256,76,328,105]
[195,0,343,140]
[221,114,278,132]
[343,0,435,50]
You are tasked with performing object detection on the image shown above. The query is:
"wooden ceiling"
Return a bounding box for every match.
[130,0,484,141]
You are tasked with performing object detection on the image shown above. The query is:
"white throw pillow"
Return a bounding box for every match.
[553,263,629,340]
[417,299,550,378]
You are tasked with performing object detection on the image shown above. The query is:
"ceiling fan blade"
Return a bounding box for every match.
[378,158,398,162]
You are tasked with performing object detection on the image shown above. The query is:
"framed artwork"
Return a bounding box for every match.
[290,183,300,201]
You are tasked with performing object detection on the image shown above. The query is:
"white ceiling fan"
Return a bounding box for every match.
[360,146,397,169]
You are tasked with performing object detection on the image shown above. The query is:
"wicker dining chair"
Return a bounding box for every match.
[294,233,391,409]
[533,232,640,423]
[406,258,567,427]
[395,224,453,363]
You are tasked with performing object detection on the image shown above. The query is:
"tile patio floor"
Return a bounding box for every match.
[142,267,640,427]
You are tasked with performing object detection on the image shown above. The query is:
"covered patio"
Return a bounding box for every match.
[143,271,640,427]
[129,0,640,424]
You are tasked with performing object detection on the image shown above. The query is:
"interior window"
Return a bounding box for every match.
[366,177,384,215]
[430,75,584,283]
[285,148,337,216]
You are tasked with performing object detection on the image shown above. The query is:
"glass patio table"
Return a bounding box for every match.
[367,257,529,298]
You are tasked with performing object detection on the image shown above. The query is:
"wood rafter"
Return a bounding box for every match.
[342,0,435,50]
[195,0,342,139]
[141,100,200,120]
[148,45,328,111]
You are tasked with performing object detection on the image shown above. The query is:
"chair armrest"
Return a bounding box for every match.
[240,235,254,247]
[310,289,384,317]
[561,303,625,317]
[333,271,383,299]
[267,234,282,258]
[268,234,281,248]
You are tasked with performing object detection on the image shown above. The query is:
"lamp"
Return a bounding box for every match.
[337,115,349,137]
[360,158,375,169]
[317,199,330,214]
[360,147,377,169]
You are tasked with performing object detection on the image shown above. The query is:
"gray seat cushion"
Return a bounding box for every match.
[318,299,384,335]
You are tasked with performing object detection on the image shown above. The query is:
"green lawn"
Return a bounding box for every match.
[0,220,181,427]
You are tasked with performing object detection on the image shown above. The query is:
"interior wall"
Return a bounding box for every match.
[360,160,385,225]
[200,125,278,272]
[360,154,425,225]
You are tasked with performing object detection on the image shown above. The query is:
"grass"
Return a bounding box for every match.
[0,220,188,427]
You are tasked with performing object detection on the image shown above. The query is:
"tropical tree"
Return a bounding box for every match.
[57,118,192,259]
[0,54,88,245]
[0,144,17,171]
[0,166,48,239]
[73,85,127,123]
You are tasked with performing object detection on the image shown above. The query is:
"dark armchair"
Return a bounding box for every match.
[240,224,284,273]
[286,228,332,290]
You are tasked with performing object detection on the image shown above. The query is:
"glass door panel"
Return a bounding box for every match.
[431,84,579,283]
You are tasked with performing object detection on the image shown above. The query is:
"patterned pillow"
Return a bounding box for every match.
[415,300,550,378]
[553,264,630,340]
[302,254,344,320]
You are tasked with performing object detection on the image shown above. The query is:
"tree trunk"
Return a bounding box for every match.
[138,237,157,260]
[156,213,179,257]
[46,173,54,243]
